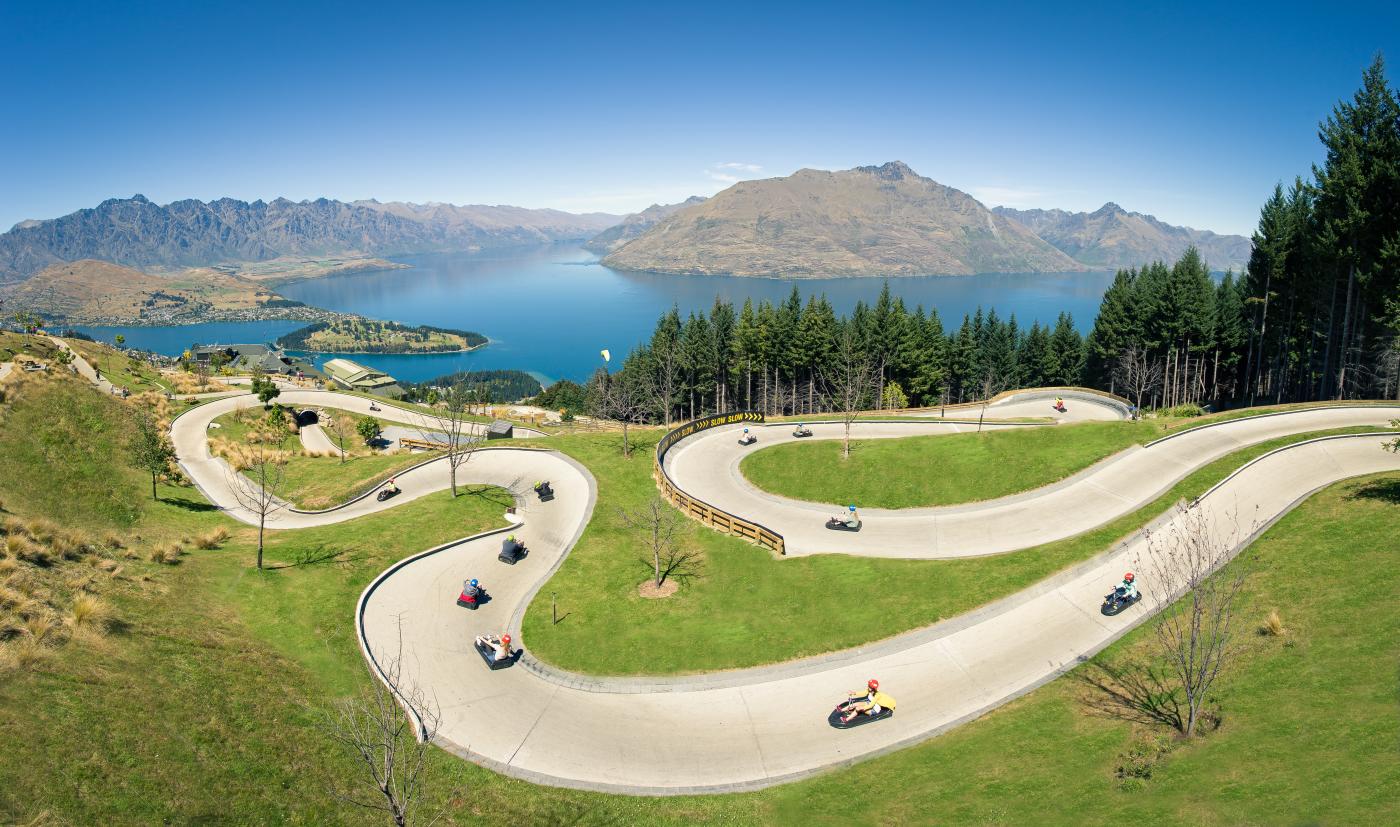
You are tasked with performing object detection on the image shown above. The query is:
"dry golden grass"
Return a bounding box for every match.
[1,515,27,536]
[1261,608,1287,636]
[148,544,183,565]
[1,636,49,671]
[68,594,110,632]
[101,531,125,550]
[167,372,233,394]
[193,528,230,550]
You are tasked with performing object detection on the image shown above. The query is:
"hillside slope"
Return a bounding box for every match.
[993,203,1250,269]
[584,196,707,254]
[601,162,1081,277]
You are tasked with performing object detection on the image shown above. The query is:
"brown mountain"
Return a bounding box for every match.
[601,162,1082,277]
[584,196,708,254]
[992,203,1251,270]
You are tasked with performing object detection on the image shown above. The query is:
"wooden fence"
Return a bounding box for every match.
[653,411,787,556]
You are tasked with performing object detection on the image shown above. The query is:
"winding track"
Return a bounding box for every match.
[168,388,1400,794]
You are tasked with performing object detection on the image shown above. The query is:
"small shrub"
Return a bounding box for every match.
[149,544,183,565]
[69,595,110,631]
[194,528,230,550]
[2,637,49,671]
[1260,608,1287,637]
[1160,403,1206,418]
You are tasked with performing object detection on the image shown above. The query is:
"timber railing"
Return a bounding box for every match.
[653,411,788,556]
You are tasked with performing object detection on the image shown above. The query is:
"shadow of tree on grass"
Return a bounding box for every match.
[1073,659,1184,732]
[1348,478,1400,505]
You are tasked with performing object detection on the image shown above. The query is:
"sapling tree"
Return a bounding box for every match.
[226,434,290,570]
[819,324,881,458]
[357,415,383,447]
[1139,504,1253,737]
[423,380,486,497]
[619,496,699,589]
[324,411,352,463]
[131,410,176,500]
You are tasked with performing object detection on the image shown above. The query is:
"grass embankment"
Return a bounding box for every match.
[742,421,1158,508]
[65,338,174,394]
[519,424,1389,675]
[211,406,432,509]
[0,331,63,365]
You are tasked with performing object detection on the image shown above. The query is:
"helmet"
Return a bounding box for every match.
[1124,572,1135,582]
[849,504,856,512]
[502,634,511,646]
[470,579,478,588]
[744,427,749,433]
[867,678,879,691]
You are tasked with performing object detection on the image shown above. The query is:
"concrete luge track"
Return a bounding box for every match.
[170,390,1400,794]
[666,398,1400,557]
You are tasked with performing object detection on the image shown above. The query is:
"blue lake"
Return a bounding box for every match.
[75,245,1116,385]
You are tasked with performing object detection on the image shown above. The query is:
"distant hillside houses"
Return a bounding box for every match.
[322,357,405,399]
[189,343,316,377]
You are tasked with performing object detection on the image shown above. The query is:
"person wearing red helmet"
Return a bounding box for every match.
[474,632,512,663]
[1120,571,1138,600]
[842,678,897,723]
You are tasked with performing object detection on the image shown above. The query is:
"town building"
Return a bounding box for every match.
[322,357,405,398]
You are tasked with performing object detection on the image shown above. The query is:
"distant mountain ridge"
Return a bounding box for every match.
[602,162,1082,277]
[992,203,1250,270]
[584,196,708,254]
[0,195,621,284]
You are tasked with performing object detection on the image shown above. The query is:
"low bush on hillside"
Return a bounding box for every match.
[1158,403,1206,418]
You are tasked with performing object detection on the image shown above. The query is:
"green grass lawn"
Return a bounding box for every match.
[741,420,1159,508]
[518,424,1387,676]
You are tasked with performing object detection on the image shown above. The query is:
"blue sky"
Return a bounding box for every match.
[1,1,1396,236]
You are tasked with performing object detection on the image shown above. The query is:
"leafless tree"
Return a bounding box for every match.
[193,358,211,390]
[1114,345,1164,416]
[619,496,700,588]
[1384,418,1399,454]
[323,410,352,464]
[974,367,1009,433]
[422,381,484,497]
[1378,341,1400,402]
[226,432,291,570]
[326,623,448,827]
[1138,504,1252,737]
[591,366,650,459]
[819,325,881,458]
[644,337,683,428]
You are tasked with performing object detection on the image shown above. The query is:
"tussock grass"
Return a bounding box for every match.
[148,544,183,565]
[69,595,110,632]
[194,528,230,550]
[1261,608,1287,636]
[1,636,49,671]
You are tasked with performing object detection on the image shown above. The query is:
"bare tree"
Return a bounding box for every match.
[1384,418,1399,454]
[591,366,649,459]
[193,358,212,391]
[819,325,881,458]
[226,433,291,570]
[1114,345,1164,416]
[327,625,447,827]
[619,496,700,588]
[423,381,484,497]
[644,337,683,428]
[973,368,1009,433]
[1139,504,1252,737]
[323,410,351,464]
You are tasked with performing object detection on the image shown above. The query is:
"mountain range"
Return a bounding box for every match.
[601,162,1083,276]
[0,196,619,284]
[0,168,1252,288]
[992,204,1250,270]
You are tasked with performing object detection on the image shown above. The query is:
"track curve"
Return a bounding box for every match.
[169,392,1400,794]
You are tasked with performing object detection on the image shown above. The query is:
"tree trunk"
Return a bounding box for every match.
[151,471,158,501]
[1336,262,1356,399]
[257,518,265,570]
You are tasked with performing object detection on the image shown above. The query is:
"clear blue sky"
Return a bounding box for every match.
[2,0,1396,236]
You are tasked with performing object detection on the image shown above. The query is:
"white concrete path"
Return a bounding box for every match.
[667,404,1400,557]
[168,392,1400,794]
